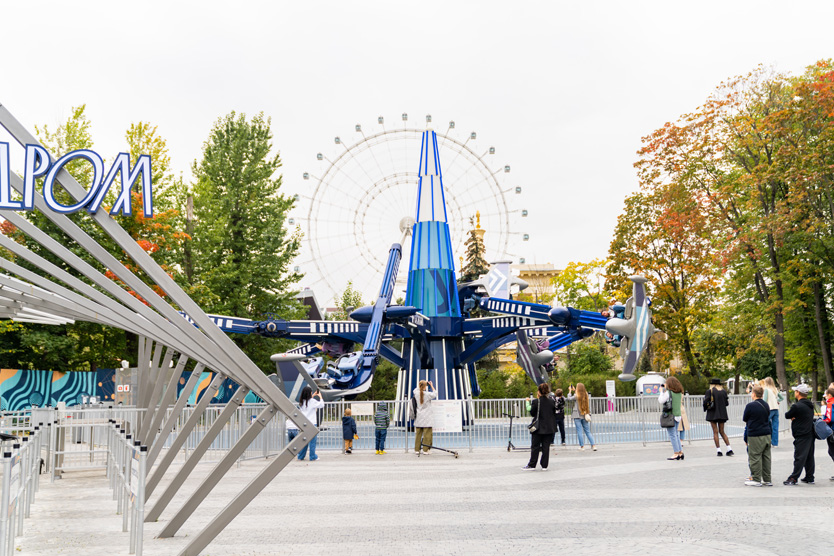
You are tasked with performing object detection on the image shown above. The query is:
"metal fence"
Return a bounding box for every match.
[107,422,146,555]
[0,426,44,556]
[0,394,791,471]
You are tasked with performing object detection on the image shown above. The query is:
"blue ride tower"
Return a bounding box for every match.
[397,130,475,407]
[405,130,461,319]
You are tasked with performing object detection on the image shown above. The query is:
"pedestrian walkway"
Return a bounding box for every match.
[16,436,833,555]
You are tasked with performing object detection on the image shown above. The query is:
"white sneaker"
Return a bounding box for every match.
[579,446,585,451]
[592,446,597,451]
[541,467,549,471]
[521,465,535,470]
[744,480,763,487]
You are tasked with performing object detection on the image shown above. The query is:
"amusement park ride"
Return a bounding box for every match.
[188,130,656,403]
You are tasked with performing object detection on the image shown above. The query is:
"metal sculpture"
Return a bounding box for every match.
[0,103,313,556]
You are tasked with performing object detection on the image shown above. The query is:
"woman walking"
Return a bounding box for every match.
[567,383,596,451]
[761,377,782,447]
[659,376,689,460]
[413,380,437,454]
[522,383,557,470]
[704,377,733,456]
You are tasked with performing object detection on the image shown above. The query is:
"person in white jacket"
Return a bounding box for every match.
[289,386,324,461]
[413,380,437,453]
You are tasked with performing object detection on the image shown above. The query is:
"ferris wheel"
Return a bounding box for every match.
[290,114,528,306]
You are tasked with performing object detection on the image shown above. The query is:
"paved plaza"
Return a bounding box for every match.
[18,435,833,556]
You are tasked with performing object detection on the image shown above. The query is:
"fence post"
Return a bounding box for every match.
[0,451,11,556]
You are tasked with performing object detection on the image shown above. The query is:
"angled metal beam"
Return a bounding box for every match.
[146,364,204,469]
[145,385,248,523]
[142,355,188,447]
[144,372,224,498]
[138,346,175,440]
[177,432,309,556]
[158,403,276,538]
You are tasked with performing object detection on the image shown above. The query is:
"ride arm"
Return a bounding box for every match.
[359,243,402,373]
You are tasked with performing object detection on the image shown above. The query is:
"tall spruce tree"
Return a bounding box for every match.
[460,214,489,283]
[190,112,304,371]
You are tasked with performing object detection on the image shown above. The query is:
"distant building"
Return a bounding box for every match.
[513,263,560,304]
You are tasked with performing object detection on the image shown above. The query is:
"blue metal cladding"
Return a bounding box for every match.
[405,220,461,317]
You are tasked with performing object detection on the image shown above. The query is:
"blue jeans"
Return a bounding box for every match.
[768,409,779,446]
[289,428,318,460]
[375,429,388,451]
[574,418,596,447]
[666,425,682,452]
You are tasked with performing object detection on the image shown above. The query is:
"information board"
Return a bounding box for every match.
[431,400,462,433]
[350,402,374,416]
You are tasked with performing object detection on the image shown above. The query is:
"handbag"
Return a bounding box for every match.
[814,418,833,440]
[584,414,592,422]
[528,397,542,433]
[660,394,675,428]
[704,388,714,412]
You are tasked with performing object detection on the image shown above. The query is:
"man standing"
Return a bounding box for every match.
[783,384,816,486]
[742,384,772,486]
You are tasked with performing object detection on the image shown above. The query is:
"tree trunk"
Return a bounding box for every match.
[813,281,834,385]
[812,367,819,404]
[734,372,741,394]
[773,279,788,391]
[184,195,195,284]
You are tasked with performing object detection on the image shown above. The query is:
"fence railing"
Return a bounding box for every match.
[107,421,146,555]
[1,394,790,466]
[0,426,43,556]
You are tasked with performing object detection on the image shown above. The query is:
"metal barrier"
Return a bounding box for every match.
[139,394,790,460]
[0,426,43,556]
[107,420,146,555]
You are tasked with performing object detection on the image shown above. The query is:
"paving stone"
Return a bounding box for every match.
[16,435,833,555]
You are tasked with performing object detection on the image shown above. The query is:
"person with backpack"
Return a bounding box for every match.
[742,384,772,486]
[413,380,436,454]
[704,378,733,457]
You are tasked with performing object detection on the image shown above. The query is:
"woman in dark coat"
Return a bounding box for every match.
[522,383,557,471]
[704,377,733,457]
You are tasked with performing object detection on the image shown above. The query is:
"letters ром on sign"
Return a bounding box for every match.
[0,142,154,217]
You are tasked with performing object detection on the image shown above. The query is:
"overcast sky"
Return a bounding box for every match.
[2,0,832,303]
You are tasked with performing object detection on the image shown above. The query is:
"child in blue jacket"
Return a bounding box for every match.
[342,407,358,454]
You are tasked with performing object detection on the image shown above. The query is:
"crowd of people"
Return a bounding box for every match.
[285,376,834,479]
[656,376,834,486]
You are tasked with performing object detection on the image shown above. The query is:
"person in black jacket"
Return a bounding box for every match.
[742,385,772,486]
[522,383,557,471]
[704,378,733,457]
[784,384,816,485]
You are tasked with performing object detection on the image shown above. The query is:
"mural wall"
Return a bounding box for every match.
[0,369,263,411]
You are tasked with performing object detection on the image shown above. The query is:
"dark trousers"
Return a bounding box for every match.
[789,434,815,481]
[375,429,388,451]
[554,415,566,444]
[528,433,552,469]
[827,435,834,463]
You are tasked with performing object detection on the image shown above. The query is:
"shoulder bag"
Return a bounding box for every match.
[704,388,714,411]
[814,418,833,440]
[528,397,541,433]
[660,394,675,428]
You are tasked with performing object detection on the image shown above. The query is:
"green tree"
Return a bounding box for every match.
[332,281,364,320]
[551,258,612,311]
[190,111,304,371]
[460,215,489,283]
[564,341,614,376]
